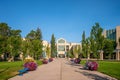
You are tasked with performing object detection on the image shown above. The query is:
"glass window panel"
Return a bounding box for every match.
[58,39,65,43]
[58,45,65,51]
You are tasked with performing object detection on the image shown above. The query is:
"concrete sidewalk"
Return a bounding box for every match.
[9,58,117,80]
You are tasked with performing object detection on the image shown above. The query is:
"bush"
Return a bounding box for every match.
[74,58,81,64]
[70,58,74,62]
[84,61,98,71]
[49,58,53,62]
[24,62,37,71]
[23,56,37,71]
[42,59,48,64]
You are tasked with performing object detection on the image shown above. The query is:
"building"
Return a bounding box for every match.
[56,38,81,58]
[103,26,120,60]
[42,38,81,58]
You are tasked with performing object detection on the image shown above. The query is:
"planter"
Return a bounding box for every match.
[49,58,53,62]
[42,59,48,64]
[84,61,98,71]
[74,58,81,64]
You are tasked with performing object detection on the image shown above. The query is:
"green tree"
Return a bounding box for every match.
[36,28,42,40]
[0,23,11,58]
[103,39,115,59]
[89,34,96,58]
[0,23,11,37]
[90,23,104,59]
[77,45,82,58]
[50,34,56,58]
[46,44,51,58]
[82,31,87,58]
[25,28,43,60]
[73,46,78,58]
[85,38,91,59]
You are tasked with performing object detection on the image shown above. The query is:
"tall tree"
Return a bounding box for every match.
[0,23,11,55]
[36,28,42,40]
[103,39,114,59]
[77,45,82,58]
[9,29,22,58]
[50,34,56,58]
[25,28,43,60]
[46,44,51,58]
[73,46,78,58]
[35,28,43,59]
[82,31,87,58]
[90,23,104,59]
[85,38,91,59]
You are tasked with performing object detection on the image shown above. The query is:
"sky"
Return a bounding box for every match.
[0,0,120,43]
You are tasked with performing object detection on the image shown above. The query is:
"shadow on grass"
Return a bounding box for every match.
[0,67,9,73]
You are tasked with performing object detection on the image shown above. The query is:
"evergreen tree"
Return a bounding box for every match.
[82,31,87,58]
[36,28,42,40]
[25,27,43,60]
[50,34,56,58]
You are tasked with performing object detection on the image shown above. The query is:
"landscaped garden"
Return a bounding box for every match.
[0,61,42,80]
[81,60,120,80]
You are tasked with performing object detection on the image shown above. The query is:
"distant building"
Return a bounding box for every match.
[103,26,120,60]
[42,38,81,58]
[42,40,50,51]
[56,38,81,58]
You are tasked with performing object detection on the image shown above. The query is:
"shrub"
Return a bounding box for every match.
[49,58,53,62]
[84,61,98,71]
[74,58,81,64]
[24,62,37,71]
[42,59,48,64]
[70,58,74,62]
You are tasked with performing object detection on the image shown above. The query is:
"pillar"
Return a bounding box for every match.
[116,50,120,60]
[100,50,103,60]
[87,53,90,60]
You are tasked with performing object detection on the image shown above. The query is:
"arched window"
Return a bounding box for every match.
[58,39,65,43]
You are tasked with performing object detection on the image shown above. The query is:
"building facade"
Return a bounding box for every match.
[56,38,81,58]
[103,26,120,60]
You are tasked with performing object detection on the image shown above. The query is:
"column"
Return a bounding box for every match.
[100,50,103,60]
[87,53,90,60]
[116,50,120,60]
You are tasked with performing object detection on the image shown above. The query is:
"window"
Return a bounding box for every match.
[58,39,65,43]
[58,45,65,51]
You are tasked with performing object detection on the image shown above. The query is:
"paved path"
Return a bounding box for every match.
[9,58,117,80]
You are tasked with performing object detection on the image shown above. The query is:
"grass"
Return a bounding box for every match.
[80,60,120,80]
[0,60,42,80]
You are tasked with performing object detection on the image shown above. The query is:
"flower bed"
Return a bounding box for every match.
[70,58,74,62]
[42,59,48,64]
[23,56,37,71]
[49,58,53,62]
[74,58,81,64]
[84,61,98,71]
[24,62,37,71]
[18,56,37,75]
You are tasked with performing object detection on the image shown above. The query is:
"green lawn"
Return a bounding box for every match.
[81,60,120,80]
[0,60,42,80]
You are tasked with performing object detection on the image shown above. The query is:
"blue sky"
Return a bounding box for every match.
[0,0,120,42]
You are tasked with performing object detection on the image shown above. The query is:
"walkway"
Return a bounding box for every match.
[9,58,117,80]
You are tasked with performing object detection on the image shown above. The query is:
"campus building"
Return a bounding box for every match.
[56,38,81,58]
[42,38,81,58]
[103,26,120,60]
